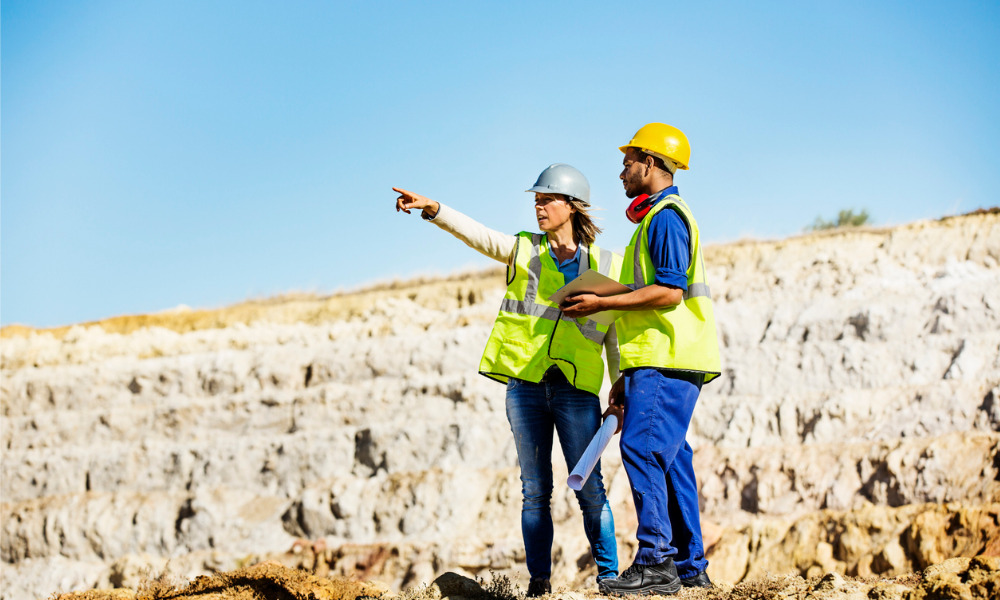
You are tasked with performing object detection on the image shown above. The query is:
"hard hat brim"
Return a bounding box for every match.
[526,185,570,195]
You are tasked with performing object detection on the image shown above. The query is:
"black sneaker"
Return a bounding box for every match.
[681,571,713,588]
[526,577,551,598]
[597,559,681,596]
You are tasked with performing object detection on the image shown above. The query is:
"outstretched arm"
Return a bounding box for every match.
[393,187,516,264]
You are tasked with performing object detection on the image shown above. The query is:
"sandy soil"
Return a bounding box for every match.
[52,556,1000,600]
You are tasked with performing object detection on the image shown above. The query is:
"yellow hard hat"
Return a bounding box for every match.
[619,123,691,171]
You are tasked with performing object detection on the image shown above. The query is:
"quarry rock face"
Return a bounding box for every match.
[2,213,999,600]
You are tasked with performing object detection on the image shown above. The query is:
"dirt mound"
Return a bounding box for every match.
[53,562,388,600]
[51,557,1000,600]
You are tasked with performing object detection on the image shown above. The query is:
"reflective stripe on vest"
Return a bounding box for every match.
[497,233,610,345]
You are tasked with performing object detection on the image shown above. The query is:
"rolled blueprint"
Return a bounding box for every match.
[567,415,618,491]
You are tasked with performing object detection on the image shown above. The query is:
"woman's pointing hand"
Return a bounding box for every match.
[393,187,440,218]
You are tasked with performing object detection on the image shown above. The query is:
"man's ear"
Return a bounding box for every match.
[643,154,656,177]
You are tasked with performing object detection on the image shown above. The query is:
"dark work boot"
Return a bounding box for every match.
[597,558,681,596]
[681,570,713,588]
[526,577,551,598]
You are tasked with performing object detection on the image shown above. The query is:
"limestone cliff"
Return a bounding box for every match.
[2,212,998,600]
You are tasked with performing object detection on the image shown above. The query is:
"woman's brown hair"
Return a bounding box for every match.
[565,196,602,247]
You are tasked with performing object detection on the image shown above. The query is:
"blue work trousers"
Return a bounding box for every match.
[619,368,707,578]
[505,370,619,581]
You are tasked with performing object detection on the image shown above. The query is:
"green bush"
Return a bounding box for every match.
[808,209,871,231]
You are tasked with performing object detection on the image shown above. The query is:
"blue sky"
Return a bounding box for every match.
[3,1,998,328]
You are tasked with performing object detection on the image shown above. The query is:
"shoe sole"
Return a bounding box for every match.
[598,582,682,596]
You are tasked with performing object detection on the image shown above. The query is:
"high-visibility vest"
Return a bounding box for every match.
[479,232,624,395]
[617,195,721,383]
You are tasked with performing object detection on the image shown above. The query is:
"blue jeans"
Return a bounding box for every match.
[505,370,619,581]
[619,368,708,579]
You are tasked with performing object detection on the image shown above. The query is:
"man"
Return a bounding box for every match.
[561,123,721,595]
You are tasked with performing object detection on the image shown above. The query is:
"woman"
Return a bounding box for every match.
[393,163,621,595]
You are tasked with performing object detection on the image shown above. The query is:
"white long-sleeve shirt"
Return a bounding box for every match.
[424,202,621,384]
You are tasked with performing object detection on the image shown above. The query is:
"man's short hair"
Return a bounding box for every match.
[643,151,676,175]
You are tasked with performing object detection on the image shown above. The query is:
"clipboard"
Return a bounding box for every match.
[548,270,631,326]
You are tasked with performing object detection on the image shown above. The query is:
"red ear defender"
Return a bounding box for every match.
[626,194,652,224]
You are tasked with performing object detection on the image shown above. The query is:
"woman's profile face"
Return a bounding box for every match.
[534,193,576,232]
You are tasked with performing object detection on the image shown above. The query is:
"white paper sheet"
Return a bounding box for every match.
[548,270,631,326]
[567,415,618,491]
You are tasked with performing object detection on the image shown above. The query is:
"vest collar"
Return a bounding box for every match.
[648,185,679,207]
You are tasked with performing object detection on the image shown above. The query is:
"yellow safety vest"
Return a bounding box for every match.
[617,196,721,383]
[479,232,624,395]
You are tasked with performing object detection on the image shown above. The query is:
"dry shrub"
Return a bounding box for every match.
[134,569,182,599]
[395,583,436,600]
[476,571,521,600]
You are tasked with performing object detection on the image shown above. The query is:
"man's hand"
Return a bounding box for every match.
[603,403,624,434]
[608,376,624,406]
[603,377,625,434]
[561,293,604,318]
[393,187,440,217]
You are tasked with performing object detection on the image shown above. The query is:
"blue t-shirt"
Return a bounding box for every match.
[552,244,581,285]
[645,186,690,290]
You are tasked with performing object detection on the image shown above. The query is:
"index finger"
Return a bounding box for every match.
[560,297,580,309]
